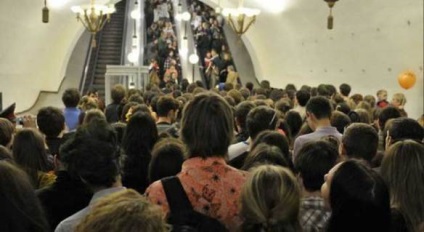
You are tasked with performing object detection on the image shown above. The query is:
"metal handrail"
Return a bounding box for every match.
[120,0,131,65]
[79,33,94,94]
[87,31,104,90]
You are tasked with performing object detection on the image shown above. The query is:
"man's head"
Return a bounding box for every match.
[378,106,401,130]
[339,83,351,97]
[387,117,424,147]
[181,92,234,158]
[246,106,278,140]
[111,84,126,104]
[62,88,80,108]
[37,107,65,138]
[60,119,119,189]
[295,89,311,107]
[156,96,179,122]
[235,101,255,132]
[305,96,333,130]
[341,123,378,164]
[295,140,339,192]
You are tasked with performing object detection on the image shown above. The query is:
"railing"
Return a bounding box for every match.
[79,33,94,94]
[120,0,131,65]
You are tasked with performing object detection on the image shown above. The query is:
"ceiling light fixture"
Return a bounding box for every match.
[222,0,260,37]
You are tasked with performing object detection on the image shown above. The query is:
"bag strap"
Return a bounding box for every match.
[161,176,193,213]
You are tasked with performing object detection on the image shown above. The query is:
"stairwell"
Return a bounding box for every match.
[82,0,127,98]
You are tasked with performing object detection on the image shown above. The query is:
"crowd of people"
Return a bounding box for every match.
[0,78,423,232]
[188,0,238,89]
[145,0,182,87]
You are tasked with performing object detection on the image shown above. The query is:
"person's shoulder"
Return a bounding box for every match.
[55,207,88,232]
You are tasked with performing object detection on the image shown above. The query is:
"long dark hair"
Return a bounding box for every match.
[0,161,49,231]
[121,112,158,193]
[327,160,391,232]
[12,128,50,188]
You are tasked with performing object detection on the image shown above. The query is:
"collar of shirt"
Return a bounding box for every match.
[315,126,338,133]
[89,187,126,205]
[181,157,226,171]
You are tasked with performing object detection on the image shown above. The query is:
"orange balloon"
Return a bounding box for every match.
[398,71,417,90]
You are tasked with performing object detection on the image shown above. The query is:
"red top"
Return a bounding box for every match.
[145,157,248,231]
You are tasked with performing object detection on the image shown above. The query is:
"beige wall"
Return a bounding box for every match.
[0,0,422,118]
[208,0,424,118]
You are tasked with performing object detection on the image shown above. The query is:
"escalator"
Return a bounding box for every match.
[81,0,127,98]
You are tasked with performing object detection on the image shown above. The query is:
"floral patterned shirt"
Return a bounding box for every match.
[145,157,248,231]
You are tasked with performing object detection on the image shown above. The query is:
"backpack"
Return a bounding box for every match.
[161,176,228,232]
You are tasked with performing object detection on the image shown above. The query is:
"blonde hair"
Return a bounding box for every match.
[381,140,424,232]
[75,189,168,232]
[392,93,407,106]
[240,165,301,232]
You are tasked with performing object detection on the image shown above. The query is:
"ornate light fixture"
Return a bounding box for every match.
[324,0,338,30]
[222,0,260,37]
[71,0,115,47]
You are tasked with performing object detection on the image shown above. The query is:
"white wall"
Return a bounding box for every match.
[0,0,85,112]
[207,0,424,118]
[0,0,422,118]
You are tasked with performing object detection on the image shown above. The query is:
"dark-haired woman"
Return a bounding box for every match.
[122,112,158,194]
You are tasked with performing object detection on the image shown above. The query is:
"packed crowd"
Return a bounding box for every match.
[188,0,238,89]
[145,0,183,87]
[0,80,423,232]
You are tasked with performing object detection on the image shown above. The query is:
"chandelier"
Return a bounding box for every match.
[222,0,260,37]
[71,0,115,47]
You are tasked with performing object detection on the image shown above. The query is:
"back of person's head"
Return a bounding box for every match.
[181,92,234,158]
[284,111,303,138]
[350,94,363,105]
[342,123,378,163]
[127,89,142,100]
[128,94,145,104]
[378,106,401,129]
[122,112,158,157]
[186,83,197,93]
[12,128,50,187]
[330,111,351,134]
[83,109,106,125]
[0,161,49,232]
[260,80,271,89]
[364,95,376,107]
[295,89,310,107]
[251,130,290,165]
[111,84,126,104]
[241,165,301,232]
[245,82,254,92]
[235,101,255,131]
[269,89,285,102]
[294,141,338,192]
[388,117,424,144]
[148,138,185,183]
[247,106,279,140]
[381,140,424,232]
[0,145,13,161]
[78,96,98,111]
[242,144,290,171]
[37,106,65,138]
[325,160,390,232]
[227,89,244,105]
[317,84,331,98]
[354,108,371,124]
[0,118,15,147]
[339,83,351,97]
[239,88,251,100]
[62,88,81,108]
[224,96,236,107]
[275,99,292,116]
[60,119,119,189]
[305,96,332,120]
[335,102,351,115]
[156,96,178,117]
[75,189,167,232]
